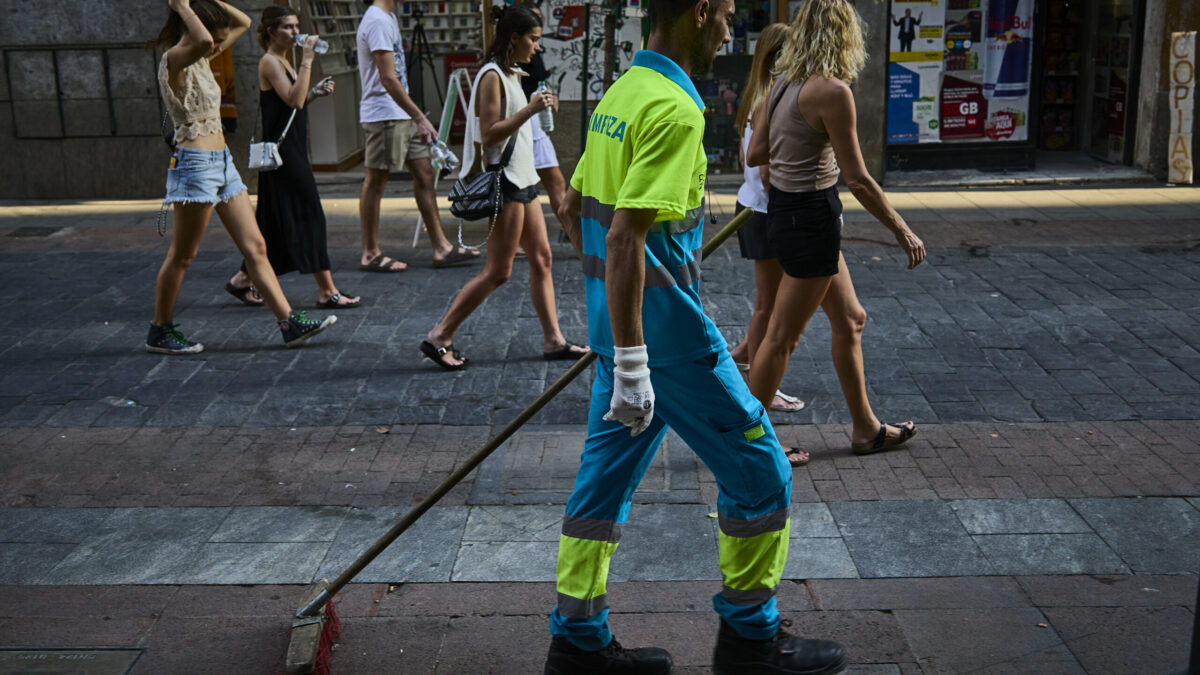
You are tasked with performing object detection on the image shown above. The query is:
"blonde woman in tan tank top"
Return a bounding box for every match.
[147,0,335,354]
[745,0,926,456]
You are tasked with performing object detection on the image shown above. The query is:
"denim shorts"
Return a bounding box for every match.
[164,147,247,205]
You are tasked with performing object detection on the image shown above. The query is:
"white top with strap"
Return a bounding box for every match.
[459,62,537,189]
[736,119,768,213]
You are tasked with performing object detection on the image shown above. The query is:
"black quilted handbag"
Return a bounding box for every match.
[448,135,517,222]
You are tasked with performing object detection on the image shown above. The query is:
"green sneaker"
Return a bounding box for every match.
[145,323,204,355]
[280,310,336,348]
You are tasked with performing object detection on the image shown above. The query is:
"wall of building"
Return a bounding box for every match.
[1133,0,1199,179]
[0,0,273,200]
[855,0,889,182]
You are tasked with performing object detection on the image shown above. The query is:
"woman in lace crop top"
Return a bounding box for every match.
[144,0,336,356]
[744,0,927,456]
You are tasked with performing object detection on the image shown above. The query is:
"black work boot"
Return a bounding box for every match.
[543,636,673,674]
[712,619,846,675]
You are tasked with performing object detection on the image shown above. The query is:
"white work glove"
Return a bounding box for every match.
[604,345,655,436]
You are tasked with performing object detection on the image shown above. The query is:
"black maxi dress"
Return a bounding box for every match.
[253,73,331,275]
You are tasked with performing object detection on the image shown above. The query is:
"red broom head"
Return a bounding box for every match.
[312,597,341,675]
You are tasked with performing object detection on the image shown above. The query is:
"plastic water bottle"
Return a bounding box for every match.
[536,81,554,133]
[430,139,460,173]
[295,34,330,54]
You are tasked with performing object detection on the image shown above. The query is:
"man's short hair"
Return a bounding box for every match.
[646,0,701,30]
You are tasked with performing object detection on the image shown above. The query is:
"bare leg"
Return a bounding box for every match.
[536,165,569,231]
[426,201,525,366]
[731,258,785,365]
[359,167,405,270]
[820,253,901,446]
[215,193,291,321]
[153,202,213,325]
[313,270,359,306]
[749,272,834,410]
[408,156,456,260]
[519,199,583,354]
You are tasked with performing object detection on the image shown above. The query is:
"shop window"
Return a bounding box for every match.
[887,0,1035,147]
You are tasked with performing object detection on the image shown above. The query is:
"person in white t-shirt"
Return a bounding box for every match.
[356,0,480,272]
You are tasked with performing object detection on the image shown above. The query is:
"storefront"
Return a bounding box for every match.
[288,0,1163,179]
[885,0,1147,171]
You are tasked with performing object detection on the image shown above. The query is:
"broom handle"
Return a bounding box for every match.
[298,206,752,619]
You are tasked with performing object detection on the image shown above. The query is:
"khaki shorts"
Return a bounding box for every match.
[362,119,431,171]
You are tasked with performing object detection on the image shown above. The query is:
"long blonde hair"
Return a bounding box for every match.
[775,0,867,85]
[734,23,789,135]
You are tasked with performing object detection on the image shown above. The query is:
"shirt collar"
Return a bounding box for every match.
[631,50,704,111]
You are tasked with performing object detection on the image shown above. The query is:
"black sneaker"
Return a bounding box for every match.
[544,636,673,675]
[145,323,204,355]
[713,619,846,675]
[280,310,336,348]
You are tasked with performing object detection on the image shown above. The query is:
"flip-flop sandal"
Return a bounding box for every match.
[786,447,810,466]
[771,390,806,412]
[224,282,263,306]
[420,340,468,370]
[359,254,407,273]
[316,292,361,309]
[543,341,589,361]
[433,246,481,268]
[851,421,917,455]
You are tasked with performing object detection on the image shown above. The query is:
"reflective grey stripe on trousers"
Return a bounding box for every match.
[717,507,788,538]
[562,514,622,543]
[580,252,703,289]
[556,592,610,618]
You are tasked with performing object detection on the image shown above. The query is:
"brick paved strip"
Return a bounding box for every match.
[1,576,1193,674]
[2,422,1196,510]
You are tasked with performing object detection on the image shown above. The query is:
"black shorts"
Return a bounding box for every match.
[767,185,843,279]
[734,201,773,260]
[501,174,538,204]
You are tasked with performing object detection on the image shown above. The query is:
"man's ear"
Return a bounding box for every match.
[694,0,710,28]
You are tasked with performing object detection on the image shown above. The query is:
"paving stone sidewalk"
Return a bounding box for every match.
[1,185,1197,675]
[2,188,1200,430]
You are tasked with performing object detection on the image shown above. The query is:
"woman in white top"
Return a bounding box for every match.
[726,25,808,432]
[421,4,587,370]
[149,0,335,354]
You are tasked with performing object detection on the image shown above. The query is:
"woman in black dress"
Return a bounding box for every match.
[225,5,360,309]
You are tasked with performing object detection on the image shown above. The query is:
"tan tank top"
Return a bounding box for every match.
[767,78,839,192]
[158,51,223,143]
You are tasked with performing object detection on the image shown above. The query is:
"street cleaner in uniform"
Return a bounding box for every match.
[543,0,847,673]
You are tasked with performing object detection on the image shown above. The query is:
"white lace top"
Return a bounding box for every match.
[158,51,223,143]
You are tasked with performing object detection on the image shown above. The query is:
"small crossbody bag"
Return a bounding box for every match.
[248,106,297,172]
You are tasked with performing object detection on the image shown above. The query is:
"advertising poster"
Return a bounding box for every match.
[538,2,641,101]
[890,0,945,60]
[940,74,987,139]
[889,62,942,144]
[888,1,945,144]
[980,0,1032,141]
[944,3,983,72]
